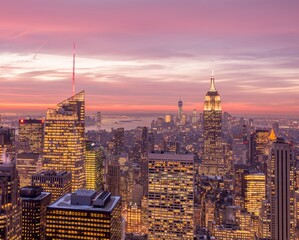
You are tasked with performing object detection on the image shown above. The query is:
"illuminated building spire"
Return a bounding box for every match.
[210,61,216,92]
[268,128,277,141]
[210,76,216,92]
[211,59,214,77]
[72,42,75,96]
[209,60,216,92]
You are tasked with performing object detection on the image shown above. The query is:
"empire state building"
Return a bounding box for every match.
[201,74,225,176]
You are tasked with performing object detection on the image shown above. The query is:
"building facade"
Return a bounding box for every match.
[244,173,266,216]
[0,161,22,239]
[17,153,41,187]
[32,170,72,203]
[112,127,125,156]
[268,138,295,240]
[0,127,15,160]
[107,160,121,196]
[148,152,194,240]
[18,118,44,154]
[20,186,51,240]
[43,91,85,191]
[85,142,104,191]
[46,190,122,239]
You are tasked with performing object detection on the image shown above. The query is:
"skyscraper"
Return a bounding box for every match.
[18,118,44,154]
[0,127,15,160]
[106,160,121,196]
[148,152,194,240]
[96,111,102,129]
[258,200,271,239]
[43,91,85,191]
[191,109,197,124]
[85,141,104,191]
[268,138,295,240]
[17,153,41,187]
[249,130,269,171]
[46,190,122,239]
[17,119,44,188]
[165,113,173,123]
[244,173,266,216]
[112,127,124,156]
[126,202,142,234]
[20,186,51,240]
[0,160,22,239]
[134,127,148,192]
[31,170,72,203]
[201,73,224,176]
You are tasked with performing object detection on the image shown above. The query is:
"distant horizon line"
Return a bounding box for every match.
[0,111,298,119]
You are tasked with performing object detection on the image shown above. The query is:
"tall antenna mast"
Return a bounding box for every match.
[211,58,214,77]
[72,42,75,95]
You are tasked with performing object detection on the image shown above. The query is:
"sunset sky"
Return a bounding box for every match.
[1,1,299,115]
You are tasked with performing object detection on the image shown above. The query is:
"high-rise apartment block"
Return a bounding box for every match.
[18,118,44,154]
[20,186,51,240]
[201,74,224,176]
[31,170,72,203]
[46,190,122,239]
[43,91,85,191]
[148,152,194,240]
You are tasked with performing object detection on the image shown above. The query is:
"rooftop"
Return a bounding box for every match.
[48,190,120,213]
[20,186,51,201]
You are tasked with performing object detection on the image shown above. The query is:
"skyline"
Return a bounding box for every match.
[1,1,299,115]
